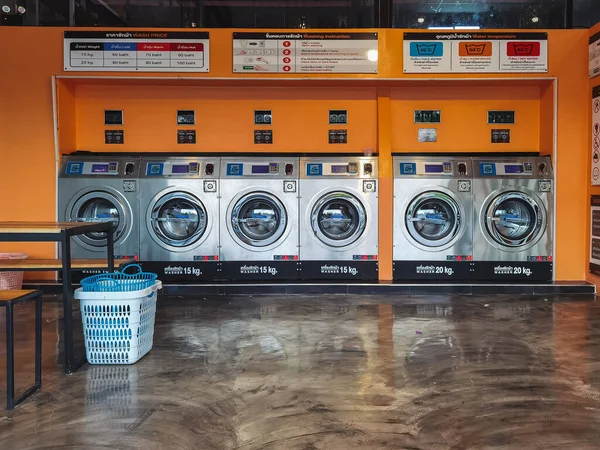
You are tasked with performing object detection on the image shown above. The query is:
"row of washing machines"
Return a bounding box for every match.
[58,153,553,283]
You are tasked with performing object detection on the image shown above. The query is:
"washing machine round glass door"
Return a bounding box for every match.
[150,192,207,247]
[312,192,367,247]
[484,191,544,247]
[70,191,126,247]
[405,191,461,247]
[231,193,287,247]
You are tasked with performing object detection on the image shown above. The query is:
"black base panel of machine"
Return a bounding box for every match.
[59,269,113,284]
[219,261,300,281]
[472,261,553,282]
[393,261,474,281]
[299,261,378,281]
[137,261,221,283]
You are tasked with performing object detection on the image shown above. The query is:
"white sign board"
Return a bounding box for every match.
[233,32,378,74]
[590,32,600,78]
[404,32,548,74]
[64,31,210,72]
[593,87,600,185]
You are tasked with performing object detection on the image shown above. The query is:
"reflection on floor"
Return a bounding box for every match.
[0,294,599,449]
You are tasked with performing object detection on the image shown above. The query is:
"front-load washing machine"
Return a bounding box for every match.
[299,156,378,281]
[472,156,554,282]
[139,157,220,283]
[219,157,299,281]
[58,155,140,261]
[393,157,474,281]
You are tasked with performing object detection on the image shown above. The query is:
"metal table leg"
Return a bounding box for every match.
[5,303,14,410]
[60,232,76,374]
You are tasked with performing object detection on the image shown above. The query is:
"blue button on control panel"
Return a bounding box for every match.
[66,162,83,175]
[399,163,416,175]
[146,163,164,176]
[307,163,322,176]
[227,163,243,176]
[480,163,496,176]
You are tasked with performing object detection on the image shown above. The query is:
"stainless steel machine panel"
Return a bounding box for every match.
[392,157,473,281]
[299,157,378,281]
[393,157,473,262]
[219,157,299,281]
[58,155,141,260]
[472,156,554,281]
[139,157,220,275]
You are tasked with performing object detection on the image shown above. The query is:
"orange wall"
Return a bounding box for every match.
[0,27,591,282]
[73,85,378,153]
[390,84,542,153]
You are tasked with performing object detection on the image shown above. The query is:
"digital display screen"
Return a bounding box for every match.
[425,164,444,173]
[331,165,348,174]
[91,164,108,173]
[252,165,270,174]
[172,165,189,174]
[505,165,523,174]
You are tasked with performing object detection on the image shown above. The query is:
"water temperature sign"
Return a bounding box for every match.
[64,30,210,72]
[403,32,547,74]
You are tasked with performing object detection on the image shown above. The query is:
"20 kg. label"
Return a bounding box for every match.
[493,265,533,276]
[416,265,455,276]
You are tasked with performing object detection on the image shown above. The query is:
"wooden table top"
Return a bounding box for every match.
[0,258,129,269]
[0,222,107,234]
[0,290,37,302]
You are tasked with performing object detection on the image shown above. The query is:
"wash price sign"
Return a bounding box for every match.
[403,32,548,74]
[64,30,210,72]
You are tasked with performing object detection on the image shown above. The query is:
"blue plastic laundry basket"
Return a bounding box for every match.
[80,264,157,293]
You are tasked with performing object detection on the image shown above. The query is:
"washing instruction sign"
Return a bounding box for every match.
[64,31,210,72]
[593,87,600,185]
[232,32,378,74]
[590,31,600,78]
[403,32,547,73]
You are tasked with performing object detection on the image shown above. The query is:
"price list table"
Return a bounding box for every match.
[64,31,210,72]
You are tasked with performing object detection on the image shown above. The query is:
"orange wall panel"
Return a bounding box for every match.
[75,85,377,153]
[390,85,541,153]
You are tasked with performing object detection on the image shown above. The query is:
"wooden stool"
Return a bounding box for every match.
[0,290,42,410]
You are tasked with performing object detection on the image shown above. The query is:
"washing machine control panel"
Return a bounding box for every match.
[305,160,377,178]
[223,161,297,177]
[65,161,120,176]
[145,161,215,177]
[397,161,466,176]
[479,162,533,176]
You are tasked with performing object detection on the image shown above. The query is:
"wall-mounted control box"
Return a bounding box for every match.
[104,110,123,126]
[177,110,196,125]
[254,110,272,125]
[488,111,515,124]
[329,110,348,124]
[414,110,441,124]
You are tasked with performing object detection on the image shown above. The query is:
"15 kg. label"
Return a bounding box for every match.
[240,264,278,276]
[139,261,220,282]
[321,264,358,276]
[300,261,378,281]
[221,261,299,281]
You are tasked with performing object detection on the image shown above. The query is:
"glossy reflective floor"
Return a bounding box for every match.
[1,294,600,449]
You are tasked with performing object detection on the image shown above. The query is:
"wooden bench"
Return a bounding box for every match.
[0,289,42,410]
[0,258,131,271]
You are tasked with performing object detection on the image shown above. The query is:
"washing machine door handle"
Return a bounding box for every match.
[406,216,447,225]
